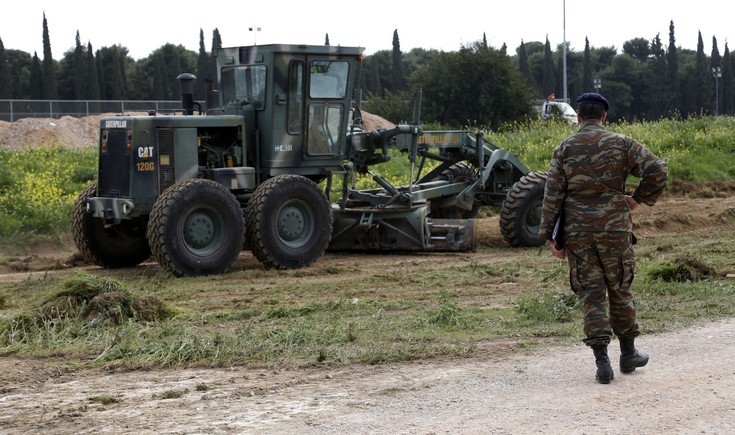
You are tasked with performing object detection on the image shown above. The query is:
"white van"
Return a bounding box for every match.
[536,100,578,125]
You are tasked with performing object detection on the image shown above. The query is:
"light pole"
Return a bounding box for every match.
[712,66,722,115]
[249,26,261,45]
[562,0,568,103]
[593,78,602,94]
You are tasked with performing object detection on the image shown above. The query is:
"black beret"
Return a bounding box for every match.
[576,92,609,111]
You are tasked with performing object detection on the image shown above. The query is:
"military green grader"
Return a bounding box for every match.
[72,44,547,277]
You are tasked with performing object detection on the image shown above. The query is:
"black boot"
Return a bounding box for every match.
[619,337,649,374]
[592,345,614,384]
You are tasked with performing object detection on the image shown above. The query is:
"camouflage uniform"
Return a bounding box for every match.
[540,122,668,347]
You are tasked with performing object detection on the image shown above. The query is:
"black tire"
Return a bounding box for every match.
[147,179,244,277]
[71,181,151,268]
[246,175,332,269]
[430,163,481,219]
[499,171,548,247]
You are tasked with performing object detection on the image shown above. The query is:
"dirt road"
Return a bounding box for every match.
[1,318,733,434]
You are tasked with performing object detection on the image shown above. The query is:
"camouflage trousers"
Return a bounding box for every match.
[565,231,640,347]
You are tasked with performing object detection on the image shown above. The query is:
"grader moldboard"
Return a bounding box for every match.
[72,44,547,277]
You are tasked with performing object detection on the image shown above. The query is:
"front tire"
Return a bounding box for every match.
[499,171,548,247]
[246,175,332,269]
[71,181,151,268]
[147,179,244,277]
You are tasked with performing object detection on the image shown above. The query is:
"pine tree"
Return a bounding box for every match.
[41,13,58,99]
[482,33,488,49]
[666,21,680,113]
[30,52,43,99]
[0,38,8,98]
[583,37,593,91]
[391,29,404,92]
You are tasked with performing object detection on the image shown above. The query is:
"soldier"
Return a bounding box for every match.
[540,92,668,384]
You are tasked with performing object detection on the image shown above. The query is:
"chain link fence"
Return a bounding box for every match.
[0,100,184,122]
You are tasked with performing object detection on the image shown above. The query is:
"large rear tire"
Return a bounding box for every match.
[71,181,151,268]
[499,171,548,247]
[430,163,481,219]
[246,175,332,269]
[147,179,244,277]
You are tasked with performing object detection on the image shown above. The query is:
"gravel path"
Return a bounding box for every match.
[1,318,733,434]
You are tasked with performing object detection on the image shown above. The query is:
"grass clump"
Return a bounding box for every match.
[516,291,579,323]
[643,257,718,282]
[88,395,121,405]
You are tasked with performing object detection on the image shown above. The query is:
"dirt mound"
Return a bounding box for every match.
[0,114,106,150]
[360,110,395,130]
[0,111,395,151]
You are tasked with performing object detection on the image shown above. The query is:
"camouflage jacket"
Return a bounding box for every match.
[540,122,668,240]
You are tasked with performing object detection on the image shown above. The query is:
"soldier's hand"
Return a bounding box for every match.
[625,195,640,211]
[549,241,566,260]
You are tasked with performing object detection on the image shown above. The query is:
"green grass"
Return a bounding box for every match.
[1,221,733,368]
[1,115,734,370]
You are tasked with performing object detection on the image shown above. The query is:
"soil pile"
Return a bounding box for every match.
[0,111,395,151]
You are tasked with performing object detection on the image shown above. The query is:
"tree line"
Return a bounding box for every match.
[0,15,732,127]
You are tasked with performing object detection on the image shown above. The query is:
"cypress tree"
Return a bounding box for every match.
[30,52,43,99]
[73,31,85,99]
[391,29,404,92]
[96,49,107,99]
[209,28,222,90]
[694,31,710,113]
[582,37,593,91]
[542,36,556,98]
[721,44,733,115]
[646,33,669,119]
[666,21,680,113]
[41,13,58,99]
[711,36,722,114]
[0,38,8,98]
[517,40,533,86]
[325,34,330,46]
[85,42,100,100]
[196,29,209,100]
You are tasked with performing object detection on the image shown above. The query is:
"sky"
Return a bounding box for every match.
[2,1,733,61]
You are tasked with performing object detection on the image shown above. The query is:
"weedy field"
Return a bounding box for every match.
[1,189,733,370]
[0,116,734,433]
[0,116,734,369]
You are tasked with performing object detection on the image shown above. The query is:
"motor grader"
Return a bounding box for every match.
[72,43,546,276]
